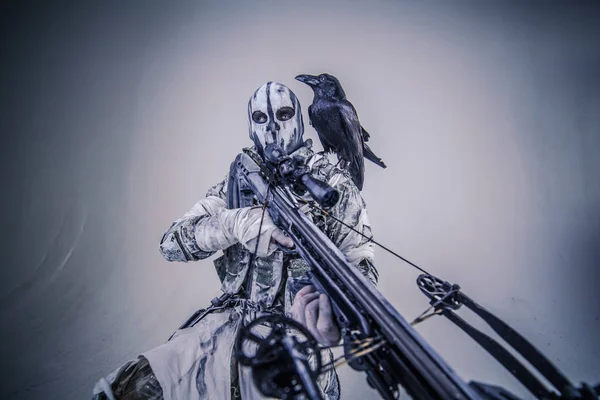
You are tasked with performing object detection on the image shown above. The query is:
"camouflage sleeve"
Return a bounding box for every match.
[325,176,379,285]
[158,175,229,262]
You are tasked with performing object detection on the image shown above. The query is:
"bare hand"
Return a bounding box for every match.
[270,227,294,248]
[291,285,340,346]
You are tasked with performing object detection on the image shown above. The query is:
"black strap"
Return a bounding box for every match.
[442,309,554,399]
[459,292,574,394]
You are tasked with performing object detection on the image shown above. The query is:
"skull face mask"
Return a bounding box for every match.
[248,82,304,157]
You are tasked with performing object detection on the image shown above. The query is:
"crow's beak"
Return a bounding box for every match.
[295,74,320,87]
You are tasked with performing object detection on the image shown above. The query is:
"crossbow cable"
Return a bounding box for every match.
[417,274,599,400]
[231,148,599,400]
[235,315,324,400]
[303,197,599,400]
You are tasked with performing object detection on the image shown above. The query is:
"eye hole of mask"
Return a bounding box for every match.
[252,111,268,124]
[276,107,295,121]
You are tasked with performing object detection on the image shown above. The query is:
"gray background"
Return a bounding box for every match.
[1,1,599,399]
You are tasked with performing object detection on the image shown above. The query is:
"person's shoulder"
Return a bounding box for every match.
[205,174,229,199]
[306,151,353,189]
[205,147,257,199]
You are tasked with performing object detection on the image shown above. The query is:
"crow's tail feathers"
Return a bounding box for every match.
[361,126,371,142]
[363,143,387,169]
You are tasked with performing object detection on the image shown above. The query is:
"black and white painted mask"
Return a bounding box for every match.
[248,82,304,157]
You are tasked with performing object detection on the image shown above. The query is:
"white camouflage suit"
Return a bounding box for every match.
[92,82,378,400]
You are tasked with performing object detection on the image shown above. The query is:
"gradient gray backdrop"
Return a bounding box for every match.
[1,1,599,399]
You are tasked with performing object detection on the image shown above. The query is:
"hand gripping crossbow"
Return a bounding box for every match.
[231,143,599,400]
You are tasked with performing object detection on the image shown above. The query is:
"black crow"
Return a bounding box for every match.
[295,73,386,190]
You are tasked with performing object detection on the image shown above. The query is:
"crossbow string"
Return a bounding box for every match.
[247,172,598,399]
[299,198,598,399]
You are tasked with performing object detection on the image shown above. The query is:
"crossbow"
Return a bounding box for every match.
[231,143,599,400]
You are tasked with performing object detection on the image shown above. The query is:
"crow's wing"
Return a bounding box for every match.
[309,104,332,152]
[345,101,371,142]
[338,100,365,190]
[361,126,371,142]
[346,100,386,169]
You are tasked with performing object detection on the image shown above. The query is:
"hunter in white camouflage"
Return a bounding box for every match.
[93,82,378,400]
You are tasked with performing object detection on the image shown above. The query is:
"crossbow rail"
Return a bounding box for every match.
[232,150,599,400]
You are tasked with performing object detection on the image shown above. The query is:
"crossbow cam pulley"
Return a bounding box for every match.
[235,315,324,399]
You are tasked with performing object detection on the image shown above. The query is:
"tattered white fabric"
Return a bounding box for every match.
[159,196,285,261]
[95,144,377,400]
[182,195,228,219]
[337,207,374,265]
[142,308,339,400]
[307,152,376,268]
[92,377,117,400]
[195,205,283,259]
[143,311,241,400]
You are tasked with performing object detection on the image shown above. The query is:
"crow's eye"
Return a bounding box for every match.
[319,75,325,81]
[252,111,267,124]
[276,107,295,121]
